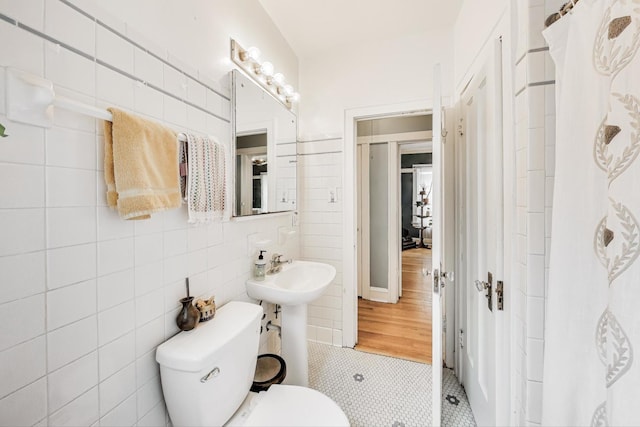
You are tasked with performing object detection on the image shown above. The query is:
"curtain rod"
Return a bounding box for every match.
[545,0,580,27]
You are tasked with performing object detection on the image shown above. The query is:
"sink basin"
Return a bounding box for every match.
[246,260,336,306]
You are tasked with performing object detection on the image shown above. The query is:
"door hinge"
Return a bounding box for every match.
[443,317,447,333]
[459,329,464,349]
[496,280,504,311]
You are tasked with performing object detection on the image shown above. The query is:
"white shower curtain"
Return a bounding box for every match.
[543,1,640,425]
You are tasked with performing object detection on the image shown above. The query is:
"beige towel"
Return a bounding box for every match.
[104,108,181,220]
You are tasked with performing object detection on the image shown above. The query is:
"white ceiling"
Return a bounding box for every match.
[258,0,464,58]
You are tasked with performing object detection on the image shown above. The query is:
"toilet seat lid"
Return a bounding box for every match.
[244,385,349,427]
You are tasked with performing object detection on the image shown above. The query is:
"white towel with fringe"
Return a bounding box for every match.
[183,133,226,224]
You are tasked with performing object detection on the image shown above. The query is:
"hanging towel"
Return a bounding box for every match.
[104,108,182,220]
[183,133,226,223]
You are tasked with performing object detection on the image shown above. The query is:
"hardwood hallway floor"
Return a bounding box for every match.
[355,247,432,364]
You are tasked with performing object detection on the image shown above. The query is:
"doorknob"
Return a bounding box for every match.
[441,271,454,282]
[475,272,494,311]
[474,279,488,292]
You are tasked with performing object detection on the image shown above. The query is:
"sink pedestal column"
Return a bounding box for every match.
[280,304,308,387]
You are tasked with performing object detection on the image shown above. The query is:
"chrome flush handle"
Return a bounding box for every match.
[200,367,220,383]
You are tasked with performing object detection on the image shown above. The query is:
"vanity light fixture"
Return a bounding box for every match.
[230,38,299,110]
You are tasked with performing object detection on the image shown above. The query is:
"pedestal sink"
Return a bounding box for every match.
[246,260,336,387]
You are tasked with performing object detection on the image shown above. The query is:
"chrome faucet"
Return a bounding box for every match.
[267,253,292,274]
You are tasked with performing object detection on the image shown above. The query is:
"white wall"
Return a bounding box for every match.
[0,1,298,426]
[453,0,510,89]
[299,29,454,137]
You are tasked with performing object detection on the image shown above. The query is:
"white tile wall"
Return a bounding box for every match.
[298,138,344,345]
[513,2,556,422]
[0,2,298,426]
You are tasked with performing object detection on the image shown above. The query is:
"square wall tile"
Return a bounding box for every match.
[0,20,44,75]
[0,163,45,208]
[0,0,45,30]
[0,119,45,165]
[134,83,164,120]
[137,401,166,427]
[96,26,134,74]
[97,268,134,312]
[99,394,137,427]
[46,167,96,207]
[44,0,95,55]
[528,86,545,128]
[526,380,543,423]
[0,208,46,256]
[526,338,544,382]
[47,279,96,331]
[0,378,47,427]
[47,316,98,372]
[98,300,135,346]
[527,296,545,339]
[135,316,164,357]
[134,48,163,88]
[527,255,545,298]
[48,385,99,427]
[136,350,160,388]
[46,127,96,169]
[98,238,134,276]
[527,213,545,254]
[47,207,96,249]
[45,45,96,96]
[136,376,163,420]
[98,363,136,416]
[527,51,546,85]
[135,261,164,297]
[47,243,96,290]
[0,251,45,304]
[0,294,45,352]
[48,351,98,412]
[98,331,135,381]
[97,206,134,242]
[135,288,164,327]
[0,336,46,399]
[96,65,135,110]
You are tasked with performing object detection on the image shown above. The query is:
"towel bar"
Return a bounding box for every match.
[6,67,187,142]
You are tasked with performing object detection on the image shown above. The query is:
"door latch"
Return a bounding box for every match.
[474,272,493,311]
[496,281,504,311]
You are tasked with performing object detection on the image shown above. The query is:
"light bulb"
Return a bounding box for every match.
[288,92,300,103]
[273,73,285,86]
[260,61,274,77]
[243,46,261,62]
[283,84,294,96]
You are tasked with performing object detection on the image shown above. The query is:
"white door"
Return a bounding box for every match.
[460,39,504,427]
[431,63,449,427]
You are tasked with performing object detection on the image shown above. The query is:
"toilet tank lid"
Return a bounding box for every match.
[156,301,263,372]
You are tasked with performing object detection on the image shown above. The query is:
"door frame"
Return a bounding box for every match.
[345,101,432,347]
[357,137,431,304]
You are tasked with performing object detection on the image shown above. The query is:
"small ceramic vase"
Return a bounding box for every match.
[176,296,200,331]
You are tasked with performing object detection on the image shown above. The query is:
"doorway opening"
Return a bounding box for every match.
[354,114,435,364]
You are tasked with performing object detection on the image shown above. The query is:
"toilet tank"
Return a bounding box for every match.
[156,301,263,426]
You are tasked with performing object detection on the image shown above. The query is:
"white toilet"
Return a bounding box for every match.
[156,301,349,426]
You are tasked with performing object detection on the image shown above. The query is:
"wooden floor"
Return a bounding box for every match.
[355,247,432,364]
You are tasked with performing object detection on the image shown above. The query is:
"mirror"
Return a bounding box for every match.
[232,69,297,216]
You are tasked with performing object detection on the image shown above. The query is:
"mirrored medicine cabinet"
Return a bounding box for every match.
[231,69,297,217]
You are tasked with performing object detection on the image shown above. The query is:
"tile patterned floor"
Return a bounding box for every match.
[308,342,475,427]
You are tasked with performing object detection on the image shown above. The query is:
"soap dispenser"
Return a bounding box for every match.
[254,250,267,280]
